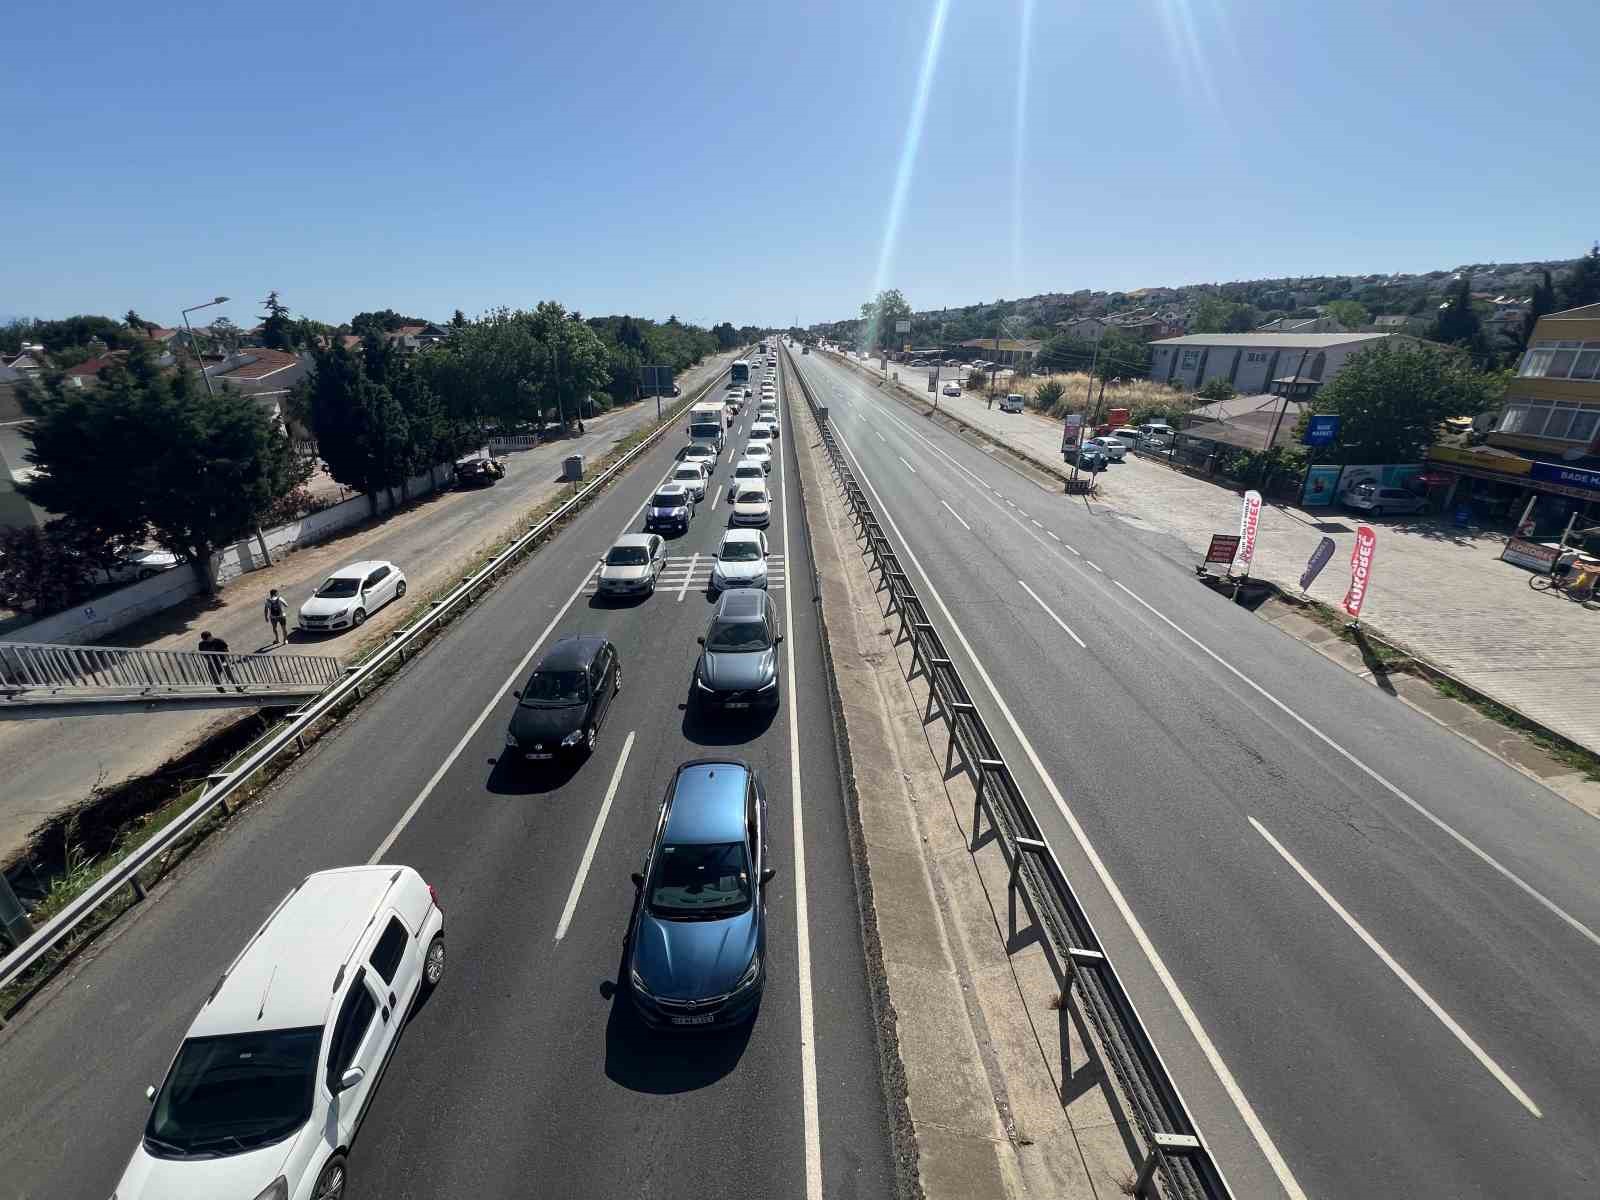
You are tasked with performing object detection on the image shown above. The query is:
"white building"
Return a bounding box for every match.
[1148,332,1404,393]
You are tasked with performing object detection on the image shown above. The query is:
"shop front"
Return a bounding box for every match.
[1426,444,1600,546]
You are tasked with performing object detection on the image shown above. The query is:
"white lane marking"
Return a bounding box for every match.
[898,455,917,475]
[554,730,636,941]
[676,552,698,602]
[1087,561,1103,574]
[833,429,1297,1200]
[1017,579,1086,648]
[1047,530,1060,542]
[875,431,886,443]
[940,500,972,532]
[373,455,687,864]
[710,486,721,512]
[1064,544,1081,557]
[784,354,823,1200]
[1249,818,1542,1118]
[1111,580,1600,953]
[1030,518,1042,528]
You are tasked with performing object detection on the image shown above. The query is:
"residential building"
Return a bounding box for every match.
[1057,316,1107,342]
[206,349,312,427]
[1256,316,1347,334]
[1149,332,1402,393]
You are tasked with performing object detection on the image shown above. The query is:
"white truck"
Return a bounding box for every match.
[687,400,727,452]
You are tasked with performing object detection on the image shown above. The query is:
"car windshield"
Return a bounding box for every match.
[736,467,761,478]
[737,491,767,506]
[720,541,762,563]
[606,545,649,566]
[652,492,685,508]
[674,466,702,478]
[145,1027,320,1158]
[521,669,588,706]
[649,840,752,917]
[315,577,361,599]
[707,617,770,652]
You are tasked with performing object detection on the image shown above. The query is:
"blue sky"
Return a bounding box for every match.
[4,0,1596,331]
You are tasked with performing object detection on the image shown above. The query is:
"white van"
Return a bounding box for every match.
[999,393,1025,413]
[115,865,445,1200]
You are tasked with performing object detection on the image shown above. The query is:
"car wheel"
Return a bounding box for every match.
[396,580,407,598]
[614,664,622,695]
[422,934,445,992]
[137,568,158,580]
[352,607,367,627]
[313,1155,347,1199]
[584,725,596,756]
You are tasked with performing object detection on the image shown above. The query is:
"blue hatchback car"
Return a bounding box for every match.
[627,760,773,1029]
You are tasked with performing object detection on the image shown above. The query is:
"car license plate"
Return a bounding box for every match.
[725,701,750,709]
[671,1014,715,1026]
[525,752,553,760]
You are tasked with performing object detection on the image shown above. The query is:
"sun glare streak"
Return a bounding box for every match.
[1011,0,1036,297]
[873,0,952,299]
[1154,0,1222,115]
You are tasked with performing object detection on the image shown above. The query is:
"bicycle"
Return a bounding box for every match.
[1529,561,1600,607]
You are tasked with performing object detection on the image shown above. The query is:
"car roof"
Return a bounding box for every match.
[734,458,764,470]
[537,634,606,671]
[614,533,655,548]
[722,527,763,544]
[714,588,767,619]
[192,866,409,1037]
[735,486,769,500]
[328,560,386,579]
[655,482,689,496]
[665,761,751,844]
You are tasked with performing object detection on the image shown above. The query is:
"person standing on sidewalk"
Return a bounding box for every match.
[264,588,289,645]
[197,631,239,692]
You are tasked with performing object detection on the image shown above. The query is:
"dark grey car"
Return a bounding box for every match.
[694,590,782,712]
[506,636,621,760]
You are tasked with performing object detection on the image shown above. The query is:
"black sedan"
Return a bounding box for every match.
[455,456,506,486]
[694,590,782,712]
[506,636,621,760]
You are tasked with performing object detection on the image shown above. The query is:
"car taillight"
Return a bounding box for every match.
[427,883,441,910]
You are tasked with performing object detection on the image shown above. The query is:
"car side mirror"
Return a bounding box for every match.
[512,689,521,699]
[696,636,705,645]
[630,872,644,888]
[145,1084,157,1102]
[774,634,784,644]
[761,867,777,884]
[338,1066,365,1092]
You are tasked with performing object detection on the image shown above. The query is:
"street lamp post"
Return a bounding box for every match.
[181,297,230,398]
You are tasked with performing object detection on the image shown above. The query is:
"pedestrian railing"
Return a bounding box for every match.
[783,344,1234,1200]
[0,356,742,1017]
[0,642,344,711]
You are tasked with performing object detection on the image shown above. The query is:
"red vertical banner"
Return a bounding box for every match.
[1342,525,1377,619]
[1236,490,1263,572]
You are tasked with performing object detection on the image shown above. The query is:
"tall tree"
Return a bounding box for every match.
[859,288,912,350]
[260,291,295,350]
[1325,299,1369,330]
[1519,271,1556,353]
[1309,341,1493,464]
[124,309,154,334]
[450,308,467,330]
[1433,275,1481,345]
[1557,242,1600,311]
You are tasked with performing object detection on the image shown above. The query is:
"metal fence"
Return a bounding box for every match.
[783,344,1233,1200]
[0,642,344,704]
[0,355,746,1013]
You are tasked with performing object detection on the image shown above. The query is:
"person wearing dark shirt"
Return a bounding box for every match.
[198,631,236,691]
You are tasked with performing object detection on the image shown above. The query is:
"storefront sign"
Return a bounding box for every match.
[1236,490,1263,571]
[1426,445,1533,476]
[1341,525,1377,619]
[1205,534,1240,566]
[1500,537,1562,572]
[1303,414,1341,446]
[1300,536,1337,591]
[1302,464,1343,507]
[1530,461,1600,496]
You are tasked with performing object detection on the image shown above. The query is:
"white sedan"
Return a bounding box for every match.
[597,534,667,597]
[731,483,772,528]
[728,458,767,498]
[744,443,773,473]
[710,529,770,590]
[1083,436,1128,462]
[671,461,710,500]
[298,560,407,632]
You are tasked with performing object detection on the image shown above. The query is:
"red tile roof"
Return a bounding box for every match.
[65,353,125,377]
[214,349,301,380]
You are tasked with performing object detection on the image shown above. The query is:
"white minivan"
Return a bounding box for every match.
[114,866,445,1200]
[999,393,1025,413]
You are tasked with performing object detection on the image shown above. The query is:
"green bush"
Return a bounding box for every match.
[1197,378,1236,402]
[1033,380,1065,411]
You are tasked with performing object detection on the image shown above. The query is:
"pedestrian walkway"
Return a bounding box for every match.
[582,555,789,597]
[842,352,1600,756]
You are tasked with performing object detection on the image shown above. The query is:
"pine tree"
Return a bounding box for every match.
[1520,271,1555,352]
[260,291,295,350]
[1557,243,1600,311]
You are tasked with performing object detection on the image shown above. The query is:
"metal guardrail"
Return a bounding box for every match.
[783,343,1233,1200]
[0,642,343,707]
[0,353,750,1009]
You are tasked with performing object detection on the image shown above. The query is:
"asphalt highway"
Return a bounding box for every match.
[0,354,895,1199]
[791,346,1600,1200]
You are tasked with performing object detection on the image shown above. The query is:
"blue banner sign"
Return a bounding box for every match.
[1530,461,1600,495]
[1303,414,1341,446]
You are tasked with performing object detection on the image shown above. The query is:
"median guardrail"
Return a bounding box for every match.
[0,352,751,1012]
[783,342,1233,1200]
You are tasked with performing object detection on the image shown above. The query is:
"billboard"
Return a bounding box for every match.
[894,319,911,333]
[1205,534,1240,566]
[1302,464,1343,507]
[1303,414,1341,446]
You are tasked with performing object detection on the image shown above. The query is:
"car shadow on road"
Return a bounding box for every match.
[483,751,587,796]
[679,682,779,746]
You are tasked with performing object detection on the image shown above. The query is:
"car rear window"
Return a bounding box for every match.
[652,492,685,507]
[606,545,649,565]
[737,491,767,504]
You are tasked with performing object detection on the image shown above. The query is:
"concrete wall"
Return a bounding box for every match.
[7,564,205,645]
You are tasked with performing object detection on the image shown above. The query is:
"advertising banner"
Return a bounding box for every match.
[1303,414,1341,446]
[1236,490,1263,571]
[1300,536,1337,590]
[1205,534,1241,566]
[1341,525,1377,619]
[1061,412,1084,451]
[1301,464,1343,507]
[1500,537,1561,572]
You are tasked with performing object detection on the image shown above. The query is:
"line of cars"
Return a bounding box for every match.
[108,357,790,1199]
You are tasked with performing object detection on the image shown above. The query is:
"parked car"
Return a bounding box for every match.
[942,383,961,397]
[597,534,667,598]
[1072,444,1109,471]
[106,547,183,584]
[1111,426,1143,448]
[1343,481,1427,517]
[506,636,621,759]
[115,866,444,1200]
[671,462,710,501]
[1083,436,1127,462]
[646,483,696,534]
[299,560,407,632]
[1138,421,1175,441]
[710,529,770,591]
[999,393,1025,413]
[626,759,773,1029]
[453,456,505,487]
[694,589,782,712]
[731,483,772,528]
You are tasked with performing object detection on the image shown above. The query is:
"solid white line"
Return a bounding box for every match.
[554,731,636,941]
[1087,561,1103,574]
[784,358,823,1200]
[1030,518,1042,529]
[1064,544,1081,556]
[832,429,1295,1200]
[369,568,593,864]
[875,430,886,443]
[1249,818,1542,1118]
[898,455,917,475]
[1111,580,1600,953]
[1017,579,1086,648]
[676,552,698,602]
[940,500,972,532]
[1047,530,1060,541]
[710,486,721,512]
